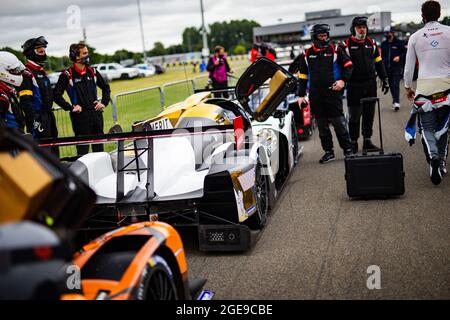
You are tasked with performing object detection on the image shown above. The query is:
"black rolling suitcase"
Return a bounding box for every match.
[344,97,405,198]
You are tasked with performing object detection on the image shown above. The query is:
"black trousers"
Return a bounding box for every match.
[35,110,59,158]
[212,80,229,98]
[387,69,401,104]
[316,116,352,152]
[347,79,378,141]
[70,109,104,156]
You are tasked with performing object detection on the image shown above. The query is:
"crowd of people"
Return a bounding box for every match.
[0,40,110,157]
[205,43,277,97]
[288,0,449,185]
[0,1,448,186]
[249,43,277,62]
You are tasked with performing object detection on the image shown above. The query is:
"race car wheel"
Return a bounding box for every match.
[247,160,269,230]
[138,254,178,300]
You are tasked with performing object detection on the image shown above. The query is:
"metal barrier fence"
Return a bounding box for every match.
[52,65,250,157]
[162,54,247,69]
[111,86,163,131]
[52,106,76,157]
[192,66,248,91]
[161,79,195,108]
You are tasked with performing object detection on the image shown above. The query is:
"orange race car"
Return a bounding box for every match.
[0,124,212,300]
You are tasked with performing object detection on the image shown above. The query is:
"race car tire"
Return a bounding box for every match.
[136,254,178,300]
[247,159,269,230]
[291,120,299,166]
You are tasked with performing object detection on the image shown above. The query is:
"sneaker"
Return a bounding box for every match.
[344,149,353,157]
[351,140,358,154]
[440,160,447,176]
[319,150,335,164]
[363,138,380,152]
[392,103,400,112]
[430,156,442,185]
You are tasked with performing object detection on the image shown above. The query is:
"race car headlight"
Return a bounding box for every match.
[257,128,277,145]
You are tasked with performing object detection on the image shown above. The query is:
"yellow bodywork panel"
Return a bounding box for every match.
[181,103,219,118]
[256,70,288,113]
[183,91,212,108]
[133,91,214,129]
[0,151,53,223]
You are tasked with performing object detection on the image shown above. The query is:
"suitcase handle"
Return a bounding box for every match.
[360,97,384,155]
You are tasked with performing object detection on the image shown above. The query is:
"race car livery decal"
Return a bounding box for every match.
[237,167,256,192]
[230,169,258,222]
[234,189,248,222]
[148,117,173,130]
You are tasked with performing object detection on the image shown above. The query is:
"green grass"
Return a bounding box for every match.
[54,60,250,157]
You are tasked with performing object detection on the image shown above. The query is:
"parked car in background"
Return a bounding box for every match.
[133,63,156,77]
[93,63,139,81]
[153,63,166,74]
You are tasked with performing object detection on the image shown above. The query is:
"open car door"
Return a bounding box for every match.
[235,57,297,122]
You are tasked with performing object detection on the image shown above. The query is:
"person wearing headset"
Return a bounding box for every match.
[340,16,389,154]
[53,42,110,156]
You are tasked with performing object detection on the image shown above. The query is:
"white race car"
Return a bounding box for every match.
[44,58,302,251]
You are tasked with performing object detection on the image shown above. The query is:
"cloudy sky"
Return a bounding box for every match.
[1,0,446,56]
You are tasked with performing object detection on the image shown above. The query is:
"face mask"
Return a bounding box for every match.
[33,53,47,66]
[313,39,329,49]
[80,55,91,65]
[355,31,366,40]
[27,50,47,66]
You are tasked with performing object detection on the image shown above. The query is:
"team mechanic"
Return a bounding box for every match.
[54,42,110,156]
[19,36,59,157]
[341,16,390,154]
[381,26,407,112]
[290,24,353,164]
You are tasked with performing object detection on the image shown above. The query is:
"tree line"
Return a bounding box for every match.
[1,19,260,72]
[2,17,448,72]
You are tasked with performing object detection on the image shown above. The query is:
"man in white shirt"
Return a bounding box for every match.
[404,0,450,185]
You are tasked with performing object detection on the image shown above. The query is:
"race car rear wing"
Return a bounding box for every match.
[38,125,234,204]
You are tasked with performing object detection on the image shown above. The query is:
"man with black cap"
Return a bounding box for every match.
[54,42,110,156]
[381,26,406,111]
[341,16,389,154]
[19,36,59,156]
[290,24,354,163]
